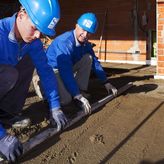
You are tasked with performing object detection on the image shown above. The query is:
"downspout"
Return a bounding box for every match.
[128,0,140,60]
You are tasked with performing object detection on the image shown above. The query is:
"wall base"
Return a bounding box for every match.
[99,58,157,66]
[154,75,164,80]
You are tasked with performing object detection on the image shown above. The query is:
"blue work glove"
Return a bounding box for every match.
[74,94,91,115]
[0,134,23,162]
[50,109,68,132]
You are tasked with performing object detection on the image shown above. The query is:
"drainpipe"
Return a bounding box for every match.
[128,0,140,60]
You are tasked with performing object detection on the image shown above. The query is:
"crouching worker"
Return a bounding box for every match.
[0,0,68,161]
[33,12,118,115]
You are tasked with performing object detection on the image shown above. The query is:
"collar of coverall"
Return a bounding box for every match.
[8,14,18,43]
[73,30,82,47]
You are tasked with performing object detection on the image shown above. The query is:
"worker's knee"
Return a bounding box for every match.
[83,54,92,64]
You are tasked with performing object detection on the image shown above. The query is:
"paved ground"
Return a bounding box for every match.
[5,63,164,164]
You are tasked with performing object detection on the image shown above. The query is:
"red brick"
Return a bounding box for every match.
[158,61,164,67]
[157,68,164,75]
[158,2,164,6]
[158,38,163,43]
[158,7,164,12]
[158,44,164,49]
[158,56,164,61]
[158,19,164,24]
[158,25,164,30]
[158,31,162,37]
[159,13,164,18]
[158,49,164,55]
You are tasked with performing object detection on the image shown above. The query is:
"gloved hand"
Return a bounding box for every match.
[74,94,91,115]
[104,82,118,97]
[0,134,23,162]
[51,109,68,132]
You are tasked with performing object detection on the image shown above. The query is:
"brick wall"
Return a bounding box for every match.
[58,0,156,64]
[157,0,164,76]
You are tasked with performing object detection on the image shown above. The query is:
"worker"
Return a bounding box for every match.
[0,0,67,162]
[33,12,118,115]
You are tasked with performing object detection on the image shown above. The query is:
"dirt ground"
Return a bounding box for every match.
[5,63,164,164]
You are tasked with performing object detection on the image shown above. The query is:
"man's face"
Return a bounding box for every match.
[75,24,91,44]
[16,10,41,43]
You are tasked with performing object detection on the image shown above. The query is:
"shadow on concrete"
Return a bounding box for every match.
[127,83,158,94]
[102,64,151,76]
[99,101,164,164]
[89,75,156,98]
[107,75,154,86]
[140,159,164,164]
[20,130,60,163]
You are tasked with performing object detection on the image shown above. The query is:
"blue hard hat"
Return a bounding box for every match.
[77,13,98,34]
[19,0,60,36]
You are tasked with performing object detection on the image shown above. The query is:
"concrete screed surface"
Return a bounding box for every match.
[5,63,164,164]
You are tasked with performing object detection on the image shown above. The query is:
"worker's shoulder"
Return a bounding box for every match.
[0,16,13,32]
[53,31,74,47]
[56,30,73,41]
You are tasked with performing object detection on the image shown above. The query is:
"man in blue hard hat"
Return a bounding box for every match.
[33,12,118,115]
[0,0,67,162]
